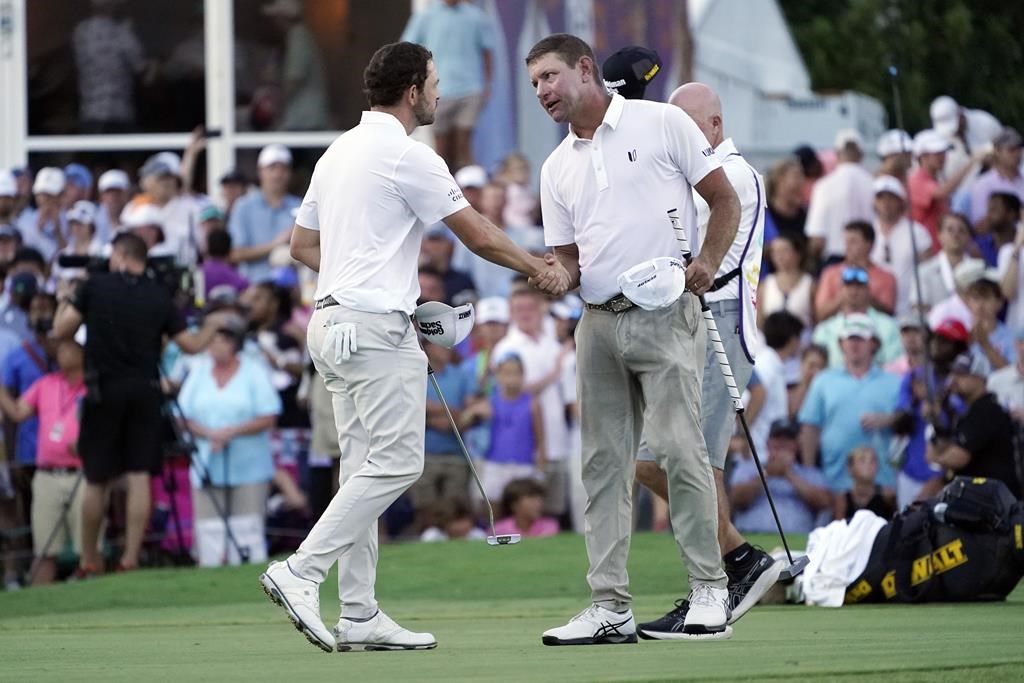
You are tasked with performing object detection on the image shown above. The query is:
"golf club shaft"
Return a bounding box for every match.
[669,211,798,564]
[427,369,499,536]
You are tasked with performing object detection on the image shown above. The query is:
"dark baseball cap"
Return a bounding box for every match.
[602,46,662,100]
[769,418,800,439]
[219,168,248,186]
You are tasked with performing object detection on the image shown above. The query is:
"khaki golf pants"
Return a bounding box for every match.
[576,295,727,611]
[290,305,427,619]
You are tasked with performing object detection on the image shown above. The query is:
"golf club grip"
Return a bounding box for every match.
[698,301,744,410]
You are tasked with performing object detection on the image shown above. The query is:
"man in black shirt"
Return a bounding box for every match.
[929,352,1022,497]
[53,233,227,573]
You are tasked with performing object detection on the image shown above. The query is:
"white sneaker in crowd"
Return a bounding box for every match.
[259,560,336,653]
[334,609,437,652]
[542,604,637,646]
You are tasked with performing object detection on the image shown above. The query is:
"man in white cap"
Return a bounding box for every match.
[799,312,901,493]
[969,128,1024,225]
[0,170,18,229]
[870,175,933,315]
[95,169,131,243]
[875,129,912,182]
[228,143,301,283]
[907,130,985,241]
[805,129,876,265]
[17,167,67,261]
[929,95,1002,192]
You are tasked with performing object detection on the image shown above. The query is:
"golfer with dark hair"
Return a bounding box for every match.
[527,33,740,644]
[259,41,569,653]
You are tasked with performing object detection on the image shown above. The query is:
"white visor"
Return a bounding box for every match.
[415,301,475,348]
[616,257,687,311]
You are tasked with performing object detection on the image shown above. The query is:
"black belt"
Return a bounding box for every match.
[585,293,635,314]
[37,467,81,475]
[314,296,340,310]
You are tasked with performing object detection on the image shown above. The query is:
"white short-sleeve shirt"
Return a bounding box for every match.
[539,95,720,304]
[871,217,933,316]
[804,162,876,259]
[296,111,469,314]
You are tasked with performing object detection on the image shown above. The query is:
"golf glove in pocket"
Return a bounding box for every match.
[323,322,358,362]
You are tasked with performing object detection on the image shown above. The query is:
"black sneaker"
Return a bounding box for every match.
[637,599,689,640]
[726,547,783,624]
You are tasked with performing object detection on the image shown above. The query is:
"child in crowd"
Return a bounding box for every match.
[494,152,538,227]
[201,228,249,297]
[0,341,87,585]
[494,478,558,538]
[420,497,486,542]
[476,354,545,506]
[834,446,897,521]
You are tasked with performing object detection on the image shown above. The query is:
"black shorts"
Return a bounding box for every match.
[78,379,164,484]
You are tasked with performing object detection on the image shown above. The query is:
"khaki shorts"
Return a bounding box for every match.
[408,454,469,510]
[31,469,85,556]
[192,481,270,521]
[433,92,485,134]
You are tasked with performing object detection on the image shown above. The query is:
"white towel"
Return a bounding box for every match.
[801,510,888,607]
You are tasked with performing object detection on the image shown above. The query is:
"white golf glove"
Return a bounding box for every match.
[322,322,358,362]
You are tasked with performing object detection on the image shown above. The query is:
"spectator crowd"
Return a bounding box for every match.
[0,87,1022,589]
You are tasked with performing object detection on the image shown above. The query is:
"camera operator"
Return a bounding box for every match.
[53,232,229,574]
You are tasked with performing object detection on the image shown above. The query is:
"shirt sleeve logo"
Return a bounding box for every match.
[448,188,465,203]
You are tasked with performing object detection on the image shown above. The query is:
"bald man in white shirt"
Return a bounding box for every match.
[259,41,568,654]
[635,82,782,640]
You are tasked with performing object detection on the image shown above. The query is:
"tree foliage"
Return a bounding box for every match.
[779,0,1024,132]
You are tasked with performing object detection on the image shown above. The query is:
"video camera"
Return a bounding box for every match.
[56,254,197,306]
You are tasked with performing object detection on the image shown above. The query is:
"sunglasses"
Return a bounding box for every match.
[841,268,869,285]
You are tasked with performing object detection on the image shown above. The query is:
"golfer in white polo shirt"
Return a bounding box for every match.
[527,33,741,644]
[259,41,569,653]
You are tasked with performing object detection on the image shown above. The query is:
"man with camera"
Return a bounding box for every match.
[54,232,228,573]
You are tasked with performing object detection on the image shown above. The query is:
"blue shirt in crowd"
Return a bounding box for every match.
[730,457,828,534]
[798,365,901,491]
[178,355,282,488]
[425,360,479,456]
[401,0,494,99]
[227,190,301,283]
[895,367,964,483]
[2,339,51,465]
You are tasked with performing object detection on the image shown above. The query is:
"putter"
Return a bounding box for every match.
[668,209,808,580]
[427,365,520,547]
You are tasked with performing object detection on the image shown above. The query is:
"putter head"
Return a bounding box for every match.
[487,534,521,546]
[779,554,809,581]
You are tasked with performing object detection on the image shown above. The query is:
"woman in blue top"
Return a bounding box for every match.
[178,319,282,567]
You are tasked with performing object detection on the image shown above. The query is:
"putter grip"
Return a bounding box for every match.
[700,304,744,409]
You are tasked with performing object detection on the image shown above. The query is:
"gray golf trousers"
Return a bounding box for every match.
[576,294,727,611]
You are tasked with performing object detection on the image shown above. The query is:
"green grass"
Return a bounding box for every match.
[1,533,1021,682]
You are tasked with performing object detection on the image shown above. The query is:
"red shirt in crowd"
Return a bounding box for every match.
[908,165,946,245]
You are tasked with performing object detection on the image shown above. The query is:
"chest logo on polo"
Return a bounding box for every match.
[701,147,714,158]
[627,149,638,163]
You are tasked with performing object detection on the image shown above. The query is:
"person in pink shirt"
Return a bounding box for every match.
[908,130,983,243]
[493,478,558,538]
[0,341,87,585]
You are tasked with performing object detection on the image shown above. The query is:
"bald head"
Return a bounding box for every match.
[669,82,723,148]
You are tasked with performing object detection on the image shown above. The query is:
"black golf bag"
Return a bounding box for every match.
[844,477,1024,604]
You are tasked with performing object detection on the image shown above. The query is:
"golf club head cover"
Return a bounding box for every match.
[414,301,475,348]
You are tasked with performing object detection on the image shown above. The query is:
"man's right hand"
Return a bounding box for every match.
[529,253,571,296]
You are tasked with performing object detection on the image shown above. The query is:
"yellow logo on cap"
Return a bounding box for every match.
[643,64,660,82]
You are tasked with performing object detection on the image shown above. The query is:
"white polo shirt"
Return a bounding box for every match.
[296,111,469,314]
[540,94,720,304]
[871,217,933,316]
[804,162,875,260]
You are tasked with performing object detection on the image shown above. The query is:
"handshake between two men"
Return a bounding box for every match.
[528,252,573,298]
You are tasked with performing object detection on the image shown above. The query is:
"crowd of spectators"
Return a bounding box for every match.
[0,91,1022,590]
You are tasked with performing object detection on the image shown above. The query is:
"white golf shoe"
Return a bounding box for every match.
[542,604,637,646]
[334,610,437,652]
[259,560,336,653]
[682,583,732,640]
